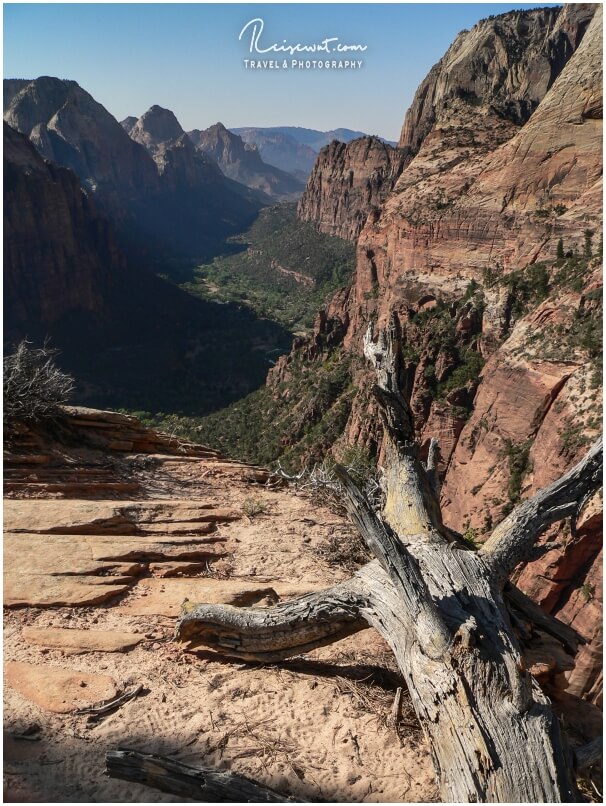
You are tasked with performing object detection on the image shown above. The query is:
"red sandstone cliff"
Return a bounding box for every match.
[352,4,601,344]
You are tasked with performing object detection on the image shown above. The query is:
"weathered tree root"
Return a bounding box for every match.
[178,580,369,662]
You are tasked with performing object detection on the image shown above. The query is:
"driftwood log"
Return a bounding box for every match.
[105,748,294,801]
[176,316,603,803]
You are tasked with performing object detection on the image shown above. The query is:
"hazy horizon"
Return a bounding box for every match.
[5,3,559,141]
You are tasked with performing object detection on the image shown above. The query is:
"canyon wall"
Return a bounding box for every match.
[352,3,601,343]
[4,122,123,329]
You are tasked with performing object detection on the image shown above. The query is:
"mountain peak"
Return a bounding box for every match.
[202,121,231,139]
[131,105,184,146]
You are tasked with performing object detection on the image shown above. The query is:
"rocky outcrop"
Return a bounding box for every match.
[119,115,137,134]
[125,104,223,186]
[3,405,268,501]
[399,5,594,151]
[297,137,410,241]
[4,77,160,211]
[4,122,124,327]
[4,78,261,261]
[441,277,602,534]
[298,6,595,248]
[189,122,304,201]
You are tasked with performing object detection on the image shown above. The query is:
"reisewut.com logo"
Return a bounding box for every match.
[238,18,367,70]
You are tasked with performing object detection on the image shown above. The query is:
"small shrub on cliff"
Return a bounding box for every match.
[580,583,595,602]
[4,340,74,422]
[462,527,480,549]
[501,438,533,513]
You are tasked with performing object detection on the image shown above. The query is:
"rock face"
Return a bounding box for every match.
[4,122,124,327]
[297,137,410,241]
[275,4,603,703]
[121,105,264,255]
[189,122,304,200]
[399,5,594,151]
[298,6,595,247]
[3,78,261,261]
[4,77,159,210]
[126,104,223,185]
[351,4,601,343]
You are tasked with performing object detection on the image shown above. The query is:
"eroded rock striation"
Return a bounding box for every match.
[399,4,594,151]
[352,4,601,342]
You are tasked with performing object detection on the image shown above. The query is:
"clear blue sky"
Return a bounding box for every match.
[4,3,559,141]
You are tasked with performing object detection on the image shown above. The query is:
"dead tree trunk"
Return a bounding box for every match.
[176,316,603,803]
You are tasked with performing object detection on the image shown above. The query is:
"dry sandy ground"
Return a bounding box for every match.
[4,451,437,803]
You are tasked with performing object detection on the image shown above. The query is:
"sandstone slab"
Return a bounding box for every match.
[4,574,133,608]
[4,499,237,536]
[22,627,143,654]
[4,528,232,609]
[5,661,117,713]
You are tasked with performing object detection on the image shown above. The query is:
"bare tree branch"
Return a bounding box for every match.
[364,317,446,536]
[334,464,451,659]
[175,579,370,662]
[480,438,603,580]
[363,315,408,401]
[105,748,296,802]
